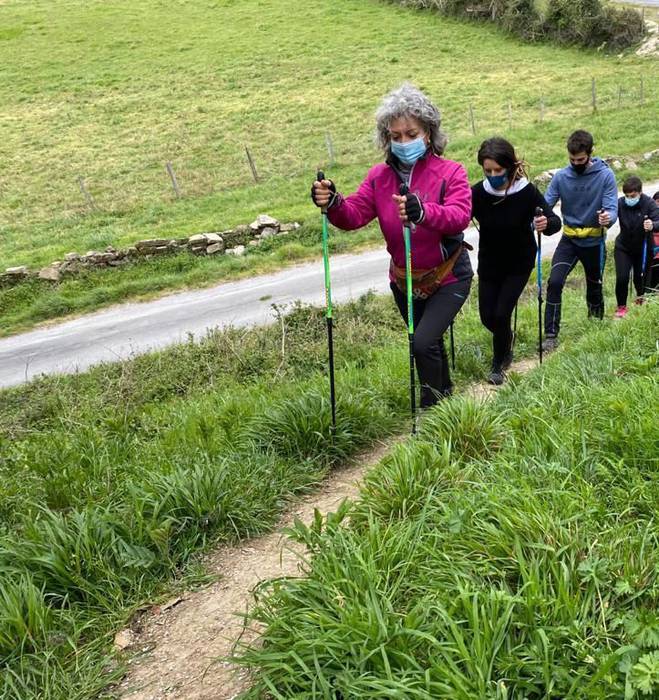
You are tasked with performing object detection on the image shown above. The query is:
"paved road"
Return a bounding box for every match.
[1,181,657,388]
[617,0,659,6]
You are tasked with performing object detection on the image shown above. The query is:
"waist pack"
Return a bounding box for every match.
[564,225,604,239]
[392,240,473,300]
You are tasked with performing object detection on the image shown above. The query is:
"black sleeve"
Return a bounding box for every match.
[470,183,481,222]
[646,197,659,232]
[533,185,562,236]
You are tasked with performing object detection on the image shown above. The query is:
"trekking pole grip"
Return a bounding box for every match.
[317,170,327,213]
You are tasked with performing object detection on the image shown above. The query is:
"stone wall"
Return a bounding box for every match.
[1,214,300,287]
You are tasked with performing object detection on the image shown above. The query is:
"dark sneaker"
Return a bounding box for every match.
[487,366,505,386]
[501,350,514,370]
[542,335,559,352]
[420,385,453,409]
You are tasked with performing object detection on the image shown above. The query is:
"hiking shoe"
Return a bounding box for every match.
[634,297,645,306]
[420,386,453,409]
[487,366,505,386]
[614,305,628,318]
[542,335,559,352]
[501,350,514,370]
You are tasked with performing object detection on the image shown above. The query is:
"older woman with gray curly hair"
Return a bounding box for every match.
[312,83,472,407]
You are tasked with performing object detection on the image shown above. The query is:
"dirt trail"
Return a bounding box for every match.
[116,438,398,700]
[117,357,539,700]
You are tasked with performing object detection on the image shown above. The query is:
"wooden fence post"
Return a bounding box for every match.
[77,176,96,210]
[325,132,335,167]
[245,146,260,182]
[165,161,182,198]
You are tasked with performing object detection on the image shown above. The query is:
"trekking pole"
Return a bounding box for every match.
[512,304,518,350]
[317,170,336,431]
[400,183,416,434]
[641,218,650,297]
[595,208,608,322]
[534,206,544,364]
[450,322,455,371]
[597,209,606,285]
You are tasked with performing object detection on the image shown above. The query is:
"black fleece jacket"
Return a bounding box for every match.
[471,181,562,278]
[615,194,659,254]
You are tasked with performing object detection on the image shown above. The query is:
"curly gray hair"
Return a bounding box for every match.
[375,83,447,156]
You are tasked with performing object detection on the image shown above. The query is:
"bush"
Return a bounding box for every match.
[397,0,645,51]
[545,0,645,50]
[597,4,646,52]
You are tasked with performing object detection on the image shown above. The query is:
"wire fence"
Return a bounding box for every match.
[1,75,657,234]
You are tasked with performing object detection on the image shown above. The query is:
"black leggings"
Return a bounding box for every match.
[614,244,649,306]
[479,272,531,365]
[391,277,471,408]
[545,236,606,337]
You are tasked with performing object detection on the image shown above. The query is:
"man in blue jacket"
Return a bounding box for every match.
[542,130,618,351]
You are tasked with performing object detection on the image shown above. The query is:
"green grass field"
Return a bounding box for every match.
[0,274,631,698]
[1,3,657,694]
[0,0,657,278]
[238,300,659,698]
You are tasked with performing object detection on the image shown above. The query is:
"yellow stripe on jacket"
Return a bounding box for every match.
[563,225,604,239]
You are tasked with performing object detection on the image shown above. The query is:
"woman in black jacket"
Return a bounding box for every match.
[472,137,561,384]
[613,176,659,317]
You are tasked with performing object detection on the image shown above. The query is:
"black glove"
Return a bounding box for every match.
[311,178,338,209]
[405,193,425,224]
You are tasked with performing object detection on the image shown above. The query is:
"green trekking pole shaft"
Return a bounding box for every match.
[400,184,416,434]
[317,170,336,430]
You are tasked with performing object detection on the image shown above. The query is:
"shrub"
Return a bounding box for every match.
[396,0,645,50]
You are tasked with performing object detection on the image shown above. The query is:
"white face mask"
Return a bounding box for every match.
[624,196,640,207]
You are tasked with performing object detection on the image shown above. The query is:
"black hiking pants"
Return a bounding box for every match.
[544,235,606,338]
[614,243,648,306]
[391,277,471,408]
[478,272,531,367]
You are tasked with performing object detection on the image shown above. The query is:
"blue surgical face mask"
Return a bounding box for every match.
[390,137,427,165]
[624,195,640,207]
[486,172,508,190]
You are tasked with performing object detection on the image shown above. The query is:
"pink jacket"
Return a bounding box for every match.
[328,154,472,285]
